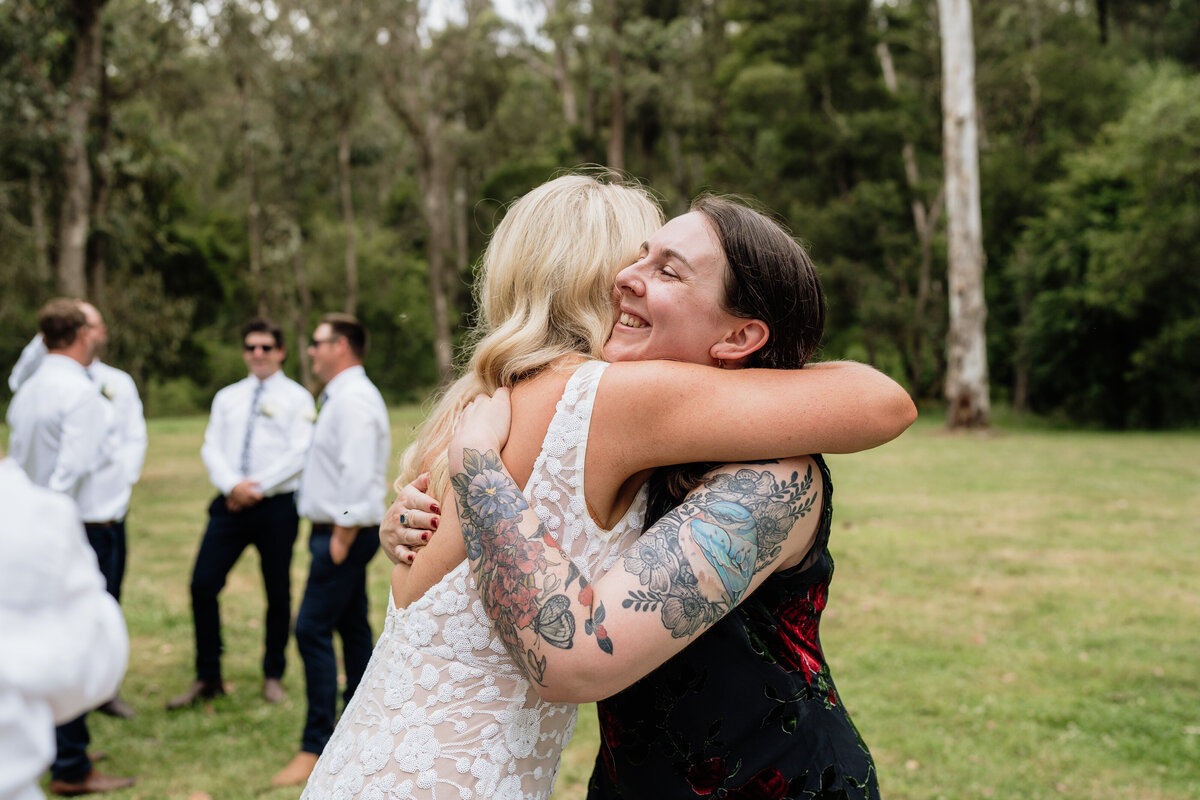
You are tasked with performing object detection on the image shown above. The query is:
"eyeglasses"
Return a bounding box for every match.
[309,337,336,349]
[243,343,277,353]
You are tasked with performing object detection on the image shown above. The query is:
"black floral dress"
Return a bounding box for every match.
[587,456,878,800]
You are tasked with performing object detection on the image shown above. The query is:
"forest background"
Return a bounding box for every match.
[2,0,1199,428]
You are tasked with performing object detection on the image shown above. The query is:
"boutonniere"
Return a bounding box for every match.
[304,407,318,423]
[260,402,277,419]
[100,384,114,400]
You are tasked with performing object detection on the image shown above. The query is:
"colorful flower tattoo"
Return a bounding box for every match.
[621,464,816,639]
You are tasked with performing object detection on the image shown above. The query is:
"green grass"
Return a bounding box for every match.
[13,411,1200,799]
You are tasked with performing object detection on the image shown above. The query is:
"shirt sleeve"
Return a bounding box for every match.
[254,390,316,495]
[200,390,241,495]
[47,391,110,500]
[114,376,147,487]
[7,335,46,393]
[333,391,389,527]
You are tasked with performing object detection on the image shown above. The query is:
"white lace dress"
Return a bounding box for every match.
[301,361,647,800]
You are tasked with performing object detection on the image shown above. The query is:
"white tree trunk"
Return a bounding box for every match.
[938,0,990,429]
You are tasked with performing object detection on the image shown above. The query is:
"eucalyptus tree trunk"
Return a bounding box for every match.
[605,0,624,171]
[56,0,108,297]
[237,67,266,317]
[30,172,50,282]
[545,0,579,126]
[338,117,358,314]
[89,61,114,307]
[877,39,944,400]
[292,245,313,389]
[938,0,990,429]
[379,2,459,383]
[414,129,456,382]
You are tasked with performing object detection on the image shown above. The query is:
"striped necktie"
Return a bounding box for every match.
[240,382,264,475]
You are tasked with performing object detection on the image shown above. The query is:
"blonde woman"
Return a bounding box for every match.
[301,175,913,799]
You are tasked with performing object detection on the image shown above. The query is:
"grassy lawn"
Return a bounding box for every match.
[13,409,1200,799]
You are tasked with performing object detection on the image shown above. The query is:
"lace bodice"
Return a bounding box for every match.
[303,361,647,800]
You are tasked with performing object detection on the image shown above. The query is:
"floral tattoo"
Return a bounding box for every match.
[453,448,608,685]
[621,465,816,639]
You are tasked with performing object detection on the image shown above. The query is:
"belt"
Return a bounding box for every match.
[84,519,122,528]
[310,523,334,532]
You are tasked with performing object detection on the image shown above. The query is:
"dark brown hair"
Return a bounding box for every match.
[649,196,826,519]
[320,312,367,358]
[38,298,88,350]
[242,317,285,349]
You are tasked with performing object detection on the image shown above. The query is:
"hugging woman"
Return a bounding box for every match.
[302,174,914,799]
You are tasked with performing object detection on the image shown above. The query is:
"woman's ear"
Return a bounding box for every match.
[710,319,769,367]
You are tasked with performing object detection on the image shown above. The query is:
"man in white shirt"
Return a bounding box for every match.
[77,302,147,720]
[5,298,135,794]
[0,445,130,800]
[272,313,391,787]
[166,318,316,712]
[8,303,148,721]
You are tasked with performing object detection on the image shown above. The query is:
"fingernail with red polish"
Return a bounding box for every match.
[420,532,430,542]
[406,553,414,563]
[431,517,439,530]
[431,503,441,514]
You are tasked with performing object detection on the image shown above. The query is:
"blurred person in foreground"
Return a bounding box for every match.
[5,299,136,793]
[0,441,129,798]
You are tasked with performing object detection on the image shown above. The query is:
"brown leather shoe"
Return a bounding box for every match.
[262,677,286,704]
[165,679,225,710]
[96,695,135,718]
[48,769,136,796]
[270,751,319,787]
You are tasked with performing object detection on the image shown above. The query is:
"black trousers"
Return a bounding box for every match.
[189,492,299,684]
[51,520,125,782]
[295,523,379,754]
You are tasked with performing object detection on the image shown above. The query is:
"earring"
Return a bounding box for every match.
[717,359,725,369]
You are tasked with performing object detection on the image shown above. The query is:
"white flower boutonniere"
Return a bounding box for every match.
[260,402,278,419]
[304,407,318,423]
[100,384,114,400]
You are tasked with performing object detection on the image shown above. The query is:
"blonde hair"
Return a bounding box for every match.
[397,173,664,499]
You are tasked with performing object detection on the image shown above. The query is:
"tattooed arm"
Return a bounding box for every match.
[451,397,823,702]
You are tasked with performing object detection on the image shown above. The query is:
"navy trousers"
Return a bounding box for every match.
[295,524,380,754]
[190,492,299,684]
[52,520,125,782]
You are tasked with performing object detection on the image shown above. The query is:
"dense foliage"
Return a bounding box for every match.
[1,0,1197,425]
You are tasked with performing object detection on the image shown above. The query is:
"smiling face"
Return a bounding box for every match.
[603,212,750,366]
[243,331,285,381]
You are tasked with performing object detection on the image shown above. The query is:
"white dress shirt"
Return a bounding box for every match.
[297,365,390,527]
[5,355,111,501]
[0,459,128,800]
[75,361,147,523]
[200,369,316,497]
[7,334,46,394]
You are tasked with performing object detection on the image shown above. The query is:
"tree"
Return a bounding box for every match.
[938,0,989,428]
[1014,67,1200,427]
[56,0,110,297]
[876,21,943,399]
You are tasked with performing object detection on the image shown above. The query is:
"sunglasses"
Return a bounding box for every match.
[243,343,277,353]
[309,337,337,348]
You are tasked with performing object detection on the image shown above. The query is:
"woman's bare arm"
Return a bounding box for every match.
[589,360,915,479]
[451,394,824,701]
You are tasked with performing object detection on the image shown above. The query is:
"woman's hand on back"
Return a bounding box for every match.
[380,473,440,565]
[450,388,513,470]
